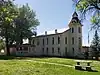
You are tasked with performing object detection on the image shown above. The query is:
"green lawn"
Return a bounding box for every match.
[0,57,100,75]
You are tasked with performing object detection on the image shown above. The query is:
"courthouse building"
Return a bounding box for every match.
[30,12,83,58]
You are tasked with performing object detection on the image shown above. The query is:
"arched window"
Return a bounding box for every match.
[72,27,74,33]
[46,38,48,45]
[65,37,67,44]
[33,40,34,44]
[52,37,54,45]
[78,27,81,33]
[46,47,48,54]
[79,37,81,45]
[72,37,74,45]
[65,47,67,56]
[37,40,39,45]
[72,48,74,54]
[58,47,60,54]
[43,39,44,45]
[52,47,54,53]
[42,48,44,54]
[58,37,60,44]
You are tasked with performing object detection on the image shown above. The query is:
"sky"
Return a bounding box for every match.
[14,0,94,46]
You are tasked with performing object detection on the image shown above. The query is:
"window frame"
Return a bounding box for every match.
[78,27,81,33]
[58,47,60,54]
[52,47,54,53]
[58,36,60,44]
[52,37,54,45]
[72,37,74,45]
[46,38,48,45]
[43,39,44,45]
[72,27,74,33]
[65,37,67,44]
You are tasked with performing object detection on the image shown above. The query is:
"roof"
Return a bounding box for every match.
[35,27,69,37]
[72,11,78,17]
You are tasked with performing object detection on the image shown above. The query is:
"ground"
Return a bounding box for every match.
[0,57,100,75]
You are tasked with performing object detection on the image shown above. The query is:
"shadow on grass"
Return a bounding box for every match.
[0,55,53,60]
[0,55,34,60]
[76,69,98,72]
[0,55,15,60]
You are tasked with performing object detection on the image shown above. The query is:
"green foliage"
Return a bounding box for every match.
[90,14,100,30]
[14,4,39,44]
[91,30,100,58]
[0,0,18,55]
[73,0,100,30]
[0,0,39,55]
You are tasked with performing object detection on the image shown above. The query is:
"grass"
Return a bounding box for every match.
[0,57,100,75]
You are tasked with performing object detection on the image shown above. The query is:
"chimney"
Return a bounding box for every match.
[55,29,57,34]
[34,32,37,36]
[45,31,47,35]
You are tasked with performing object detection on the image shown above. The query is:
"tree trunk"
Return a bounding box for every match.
[28,37,31,44]
[20,32,23,45]
[5,28,10,56]
[20,38,23,45]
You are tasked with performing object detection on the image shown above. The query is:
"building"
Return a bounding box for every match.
[9,44,35,56]
[30,12,83,58]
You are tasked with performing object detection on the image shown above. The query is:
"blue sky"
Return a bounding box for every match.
[14,0,94,46]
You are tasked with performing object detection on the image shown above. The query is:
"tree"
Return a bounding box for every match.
[91,30,100,60]
[72,0,100,30]
[14,4,39,45]
[0,1,39,55]
[90,14,100,30]
[0,0,18,55]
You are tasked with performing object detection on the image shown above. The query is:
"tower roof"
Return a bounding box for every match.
[72,11,78,18]
[68,12,82,27]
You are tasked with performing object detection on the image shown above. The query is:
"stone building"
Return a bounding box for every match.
[31,12,83,58]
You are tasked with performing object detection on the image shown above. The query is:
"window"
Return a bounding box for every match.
[24,47,28,51]
[79,37,81,45]
[72,20,76,23]
[72,48,74,54]
[37,41,39,45]
[47,38,48,45]
[79,37,81,51]
[78,27,81,33]
[52,37,54,45]
[58,37,60,44]
[42,48,44,53]
[33,40,34,44]
[52,47,54,53]
[58,47,60,54]
[65,47,67,56]
[46,47,48,54]
[72,37,74,45]
[65,37,67,44]
[79,48,81,52]
[43,39,44,45]
[72,27,74,33]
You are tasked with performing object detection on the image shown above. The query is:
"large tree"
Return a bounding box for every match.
[90,30,100,59]
[0,0,39,55]
[0,0,18,55]
[73,0,100,30]
[14,4,39,45]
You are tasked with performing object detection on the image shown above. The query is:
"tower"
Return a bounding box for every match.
[68,12,83,57]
